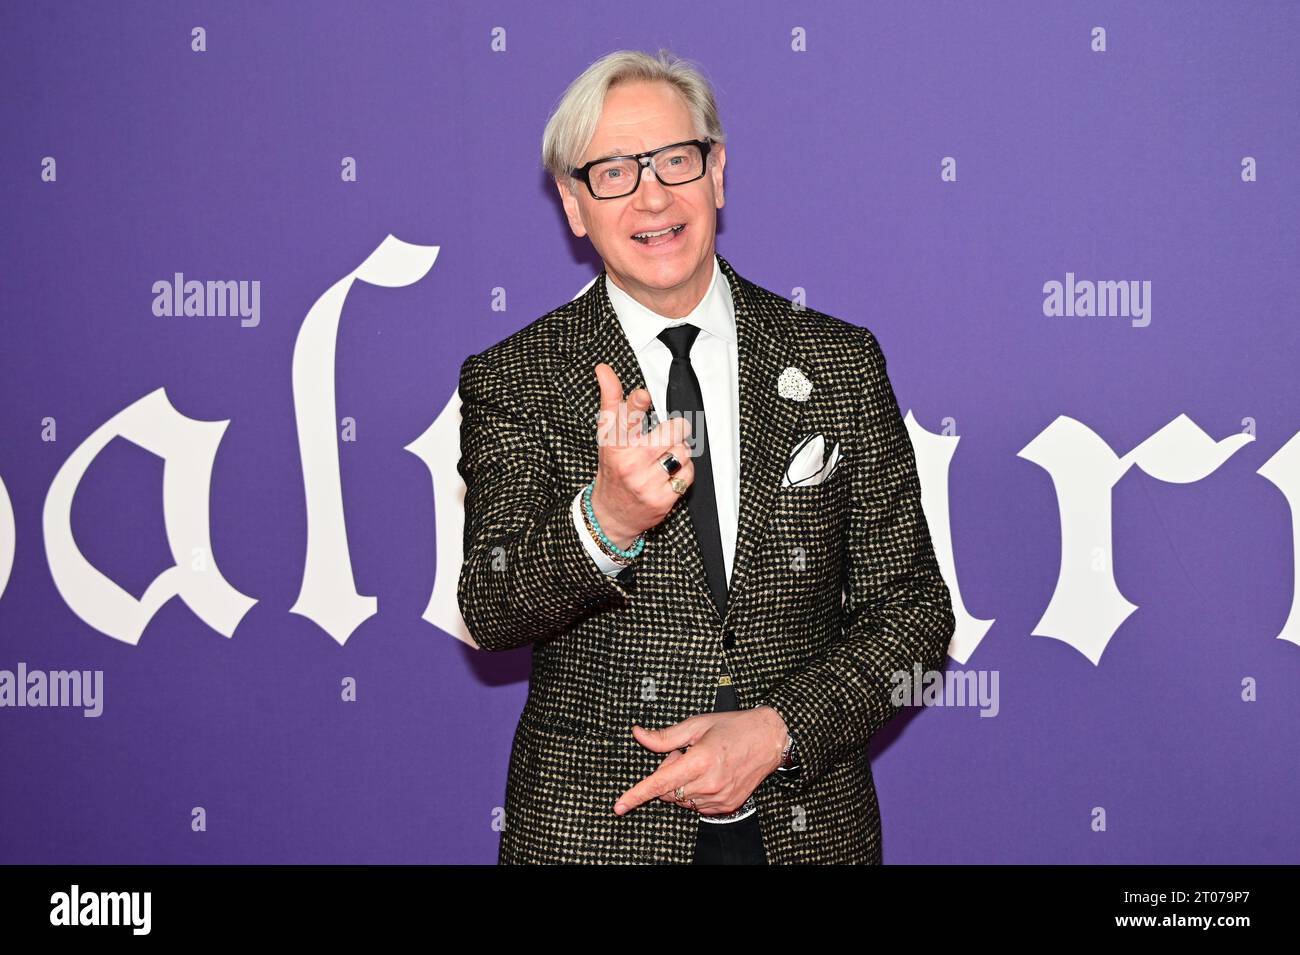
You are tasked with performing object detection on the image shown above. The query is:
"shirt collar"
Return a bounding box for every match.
[603,253,736,351]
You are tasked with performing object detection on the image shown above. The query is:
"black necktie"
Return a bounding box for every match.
[657,323,736,712]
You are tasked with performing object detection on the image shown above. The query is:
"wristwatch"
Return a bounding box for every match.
[777,732,799,771]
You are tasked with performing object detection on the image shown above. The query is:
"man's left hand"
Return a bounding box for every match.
[613,706,788,816]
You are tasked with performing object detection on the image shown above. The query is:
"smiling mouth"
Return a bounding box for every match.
[631,223,686,245]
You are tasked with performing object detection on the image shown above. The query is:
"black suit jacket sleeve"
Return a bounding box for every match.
[757,329,955,790]
[456,351,634,651]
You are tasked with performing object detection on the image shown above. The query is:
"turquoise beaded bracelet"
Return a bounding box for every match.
[582,481,645,560]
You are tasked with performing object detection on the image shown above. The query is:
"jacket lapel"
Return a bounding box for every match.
[716,255,806,629]
[556,255,807,629]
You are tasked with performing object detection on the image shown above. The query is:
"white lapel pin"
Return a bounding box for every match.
[777,366,812,402]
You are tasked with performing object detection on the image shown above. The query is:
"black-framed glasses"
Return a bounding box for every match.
[570,138,712,200]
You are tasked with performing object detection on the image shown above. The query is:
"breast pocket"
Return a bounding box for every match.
[776,461,846,510]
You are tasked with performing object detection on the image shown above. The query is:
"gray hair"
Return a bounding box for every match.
[541,49,726,190]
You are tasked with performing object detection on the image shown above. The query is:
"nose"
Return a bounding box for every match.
[632,163,672,209]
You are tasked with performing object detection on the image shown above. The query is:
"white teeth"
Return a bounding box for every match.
[634,224,684,239]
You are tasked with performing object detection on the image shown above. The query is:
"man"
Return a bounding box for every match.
[457,49,954,864]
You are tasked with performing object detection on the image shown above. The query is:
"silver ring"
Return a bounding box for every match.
[658,452,682,476]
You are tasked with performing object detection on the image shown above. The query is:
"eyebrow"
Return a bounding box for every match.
[591,140,682,161]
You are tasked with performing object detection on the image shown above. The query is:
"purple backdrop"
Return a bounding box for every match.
[1,0,1297,864]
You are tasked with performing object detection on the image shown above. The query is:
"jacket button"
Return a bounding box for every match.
[722,629,735,650]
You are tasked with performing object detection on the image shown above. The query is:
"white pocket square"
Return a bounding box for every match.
[781,432,842,487]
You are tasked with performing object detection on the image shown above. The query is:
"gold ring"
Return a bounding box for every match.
[669,476,687,495]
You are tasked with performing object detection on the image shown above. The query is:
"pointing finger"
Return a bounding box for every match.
[615,758,695,816]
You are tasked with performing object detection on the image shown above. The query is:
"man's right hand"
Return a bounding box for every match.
[589,362,694,550]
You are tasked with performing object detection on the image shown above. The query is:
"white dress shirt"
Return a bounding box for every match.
[571,253,740,580]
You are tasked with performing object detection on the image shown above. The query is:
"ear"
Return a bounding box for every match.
[555,177,589,238]
[710,143,726,209]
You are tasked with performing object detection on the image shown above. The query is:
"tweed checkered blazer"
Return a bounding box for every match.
[457,253,954,864]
